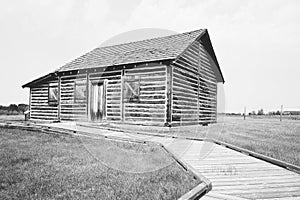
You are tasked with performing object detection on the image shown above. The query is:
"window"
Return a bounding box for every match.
[74,80,87,102]
[123,75,140,103]
[48,83,58,105]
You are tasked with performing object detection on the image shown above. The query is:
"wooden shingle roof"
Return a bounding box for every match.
[23,29,224,88]
[57,29,206,72]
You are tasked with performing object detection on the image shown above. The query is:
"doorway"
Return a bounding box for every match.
[89,80,106,122]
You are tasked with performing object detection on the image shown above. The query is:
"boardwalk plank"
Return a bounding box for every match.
[45,123,300,200]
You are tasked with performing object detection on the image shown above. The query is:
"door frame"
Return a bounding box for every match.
[88,79,107,122]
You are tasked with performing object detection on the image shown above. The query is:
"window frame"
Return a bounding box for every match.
[123,75,141,103]
[74,79,87,103]
[48,83,59,105]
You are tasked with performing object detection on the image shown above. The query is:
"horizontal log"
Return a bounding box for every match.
[107,95,121,100]
[177,57,198,72]
[31,87,48,91]
[172,83,197,95]
[106,108,121,112]
[173,72,198,85]
[107,88,121,93]
[124,117,165,122]
[106,92,121,96]
[107,80,121,84]
[31,103,54,107]
[173,67,198,81]
[139,90,166,95]
[89,75,121,80]
[60,111,87,115]
[107,84,121,89]
[125,107,165,112]
[173,77,198,90]
[31,101,51,104]
[30,113,58,118]
[125,109,165,115]
[60,82,74,87]
[172,109,199,114]
[106,112,121,117]
[125,113,165,118]
[172,100,197,107]
[30,116,57,121]
[171,121,200,126]
[124,99,165,104]
[173,91,197,99]
[106,101,122,105]
[138,95,166,100]
[89,71,121,78]
[106,116,121,120]
[172,105,198,110]
[174,60,198,74]
[139,85,165,91]
[106,105,121,109]
[125,66,166,74]
[124,103,165,109]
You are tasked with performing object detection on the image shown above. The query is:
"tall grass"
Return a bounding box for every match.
[0,127,200,200]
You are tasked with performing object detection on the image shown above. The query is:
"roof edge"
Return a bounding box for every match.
[201,30,225,83]
[173,29,207,63]
[22,72,56,88]
[174,29,225,83]
[22,59,174,88]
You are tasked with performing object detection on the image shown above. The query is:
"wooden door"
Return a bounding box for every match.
[89,81,106,122]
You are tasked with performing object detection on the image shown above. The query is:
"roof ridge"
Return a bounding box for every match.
[55,29,205,72]
[96,29,204,50]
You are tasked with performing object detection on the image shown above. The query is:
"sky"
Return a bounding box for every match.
[0,0,299,113]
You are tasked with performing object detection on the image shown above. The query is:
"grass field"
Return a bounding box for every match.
[1,114,299,167]
[0,114,24,122]
[0,127,200,200]
[111,116,300,167]
[209,116,300,166]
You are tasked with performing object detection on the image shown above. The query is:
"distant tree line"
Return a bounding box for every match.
[0,104,29,115]
[268,111,282,115]
[227,109,284,116]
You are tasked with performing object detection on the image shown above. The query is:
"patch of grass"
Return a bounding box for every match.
[0,127,200,200]
[111,116,300,166]
[0,115,24,122]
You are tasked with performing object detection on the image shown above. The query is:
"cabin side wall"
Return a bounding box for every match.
[60,73,87,121]
[29,78,59,121]
[123,64,167,126]
[171,40,217,126]
[198,42,218,123]
[29,63,167,125]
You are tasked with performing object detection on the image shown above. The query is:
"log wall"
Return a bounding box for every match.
[123,65,167,125]
[60,74,87,121]
[29,79,59,121]
[171,40,217,126]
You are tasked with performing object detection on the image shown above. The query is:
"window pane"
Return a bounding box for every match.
[124,75,140,103]
[75,80,86,102]
[48,84,58,105]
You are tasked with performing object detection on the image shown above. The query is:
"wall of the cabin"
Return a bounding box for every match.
[29,79,59,121]
[29,64,167,125]
[60,73,87,121]
[123,65,167,125]
[170,40,217,126]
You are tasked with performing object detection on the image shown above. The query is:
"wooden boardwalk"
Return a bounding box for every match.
[158,138,300,199]
[45,123,300,199]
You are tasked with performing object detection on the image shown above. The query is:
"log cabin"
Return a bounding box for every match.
[22,29,224,126]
